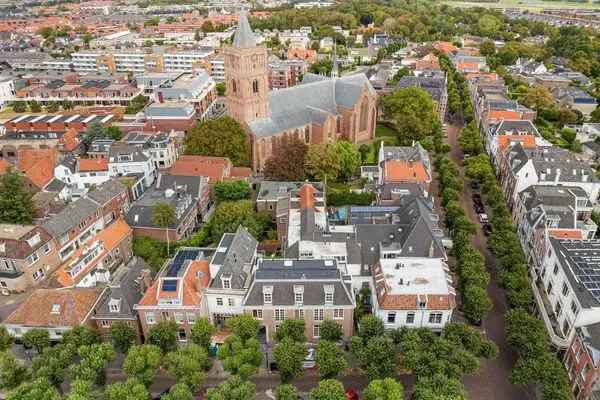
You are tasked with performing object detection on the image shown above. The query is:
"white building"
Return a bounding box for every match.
[0,76,15,110]
[108,142,156,187]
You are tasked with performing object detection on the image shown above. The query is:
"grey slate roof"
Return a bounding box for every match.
[210,225,258,290]
[145,102,195,118]
[42,197,101,237]
[44,178,66,192]
[109,143,148,163]
[257,181,323,202]
[243,258,353,307]
[92,257,150,320]
[87,179,127,204]
[491,119,539,136]
[233,10,256,49]
[248,73,376,138]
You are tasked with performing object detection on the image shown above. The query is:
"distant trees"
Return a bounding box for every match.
[206,199,269,243]
[185,117,249,167]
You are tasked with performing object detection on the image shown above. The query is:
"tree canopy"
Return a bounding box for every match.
[381,87,437,144]
[185,117,249,167]
[0,169,36,224]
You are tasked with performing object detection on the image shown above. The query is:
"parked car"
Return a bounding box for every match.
[303,347,316,368]
[345,389,359,400]
[478,213,489,224]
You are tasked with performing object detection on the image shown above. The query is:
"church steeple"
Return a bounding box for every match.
[331,39,339,79]
[233,9,256,49]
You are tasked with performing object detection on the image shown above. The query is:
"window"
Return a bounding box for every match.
[252,309,263,319]
[232,80,237,94]
[553,264,559,275]
[325,292,334,304]
[406,313,415,324]
[571,300,579,316]
[275,309,285,321]
[428,313,443,324]
[109,298,120,313]
[187,313,196,324]
[359,97,369,132]
[175,313,185,324]
[295,309,305,319]
[27,251,39,265]
[222,278,231,289]
[333,309,344,319]
[387,312,396,323]
[313,324,320,338]
[32,269,44,281]
[161,312,169,320]
[562,282,569,297]
[146,313,156,325]
[563,319,571,336]
[178,329,187,342]
[252,79,259,94]
[51,304,60,314]
[216,298,223,306]
[228,298,234,307]
[295,293,303,305]
[555,301,562,318]
[43,242,52,254]
[547,281,553,295]
[313,309,324,321]
[100,320,110,328]
[263,292,272,304]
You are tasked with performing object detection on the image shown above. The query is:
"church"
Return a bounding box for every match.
[223,11,378,172]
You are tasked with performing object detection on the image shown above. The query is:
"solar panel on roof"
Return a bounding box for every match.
[167,249,201,277]
[162,279,177,292]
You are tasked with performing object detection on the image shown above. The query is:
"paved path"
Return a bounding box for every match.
[445,122,535,400]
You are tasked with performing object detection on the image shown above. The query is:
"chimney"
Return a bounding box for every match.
[299,183,316,209]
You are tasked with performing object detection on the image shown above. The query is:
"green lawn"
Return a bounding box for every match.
[375,123,397,138]
[442,0,600,11]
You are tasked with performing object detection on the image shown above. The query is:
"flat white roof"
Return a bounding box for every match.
[47,115,63,123]
[100,115,114,124]
[82,114,97,124]
[12,114,30,123]
[64,114,81,123]
[378,258,452,296]
[29,115,47,123]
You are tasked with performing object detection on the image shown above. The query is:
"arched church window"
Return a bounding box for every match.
[232,80,237,94]
[253,79,259,94]
[359,97,369,132]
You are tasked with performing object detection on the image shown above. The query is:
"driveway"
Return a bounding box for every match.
[445,122,535,400]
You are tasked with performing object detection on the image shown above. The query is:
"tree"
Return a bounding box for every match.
[45,102,59,113]
[123,345,162,387]
[524,85,554,111]
[165,344,209,391]
[22,329,50,353]
[274,337,307,382]
[218,335,262,379]
[275,384,299,400]
[206,376,255,400]
[208,200,265,243]
[412,374,467,400]
[81,122,106,153]
[11,101,27,113]
[62,325,100,348]
[105,378,149,400]
[152,202,175,255]
[162,383,194,400]
[305,143,342,182]
[109,321,137,353]
[381,87,437,144]
[319,320,343,342]
[357,315,384,344]
[478,14,502,37]
[263,135,308,181]
[106,126,123,140]
[144,16,160,27]
[201,20,215,33]
[70,343,115,384]
[0,170,36,224]
[351,335,396,380]
[227,314,260,341]
[6,377,61,400]
[591,105,600,123]
[479,39,496,56]
[133,236,168,272]
[31,343,76,387]
[316,340,347,379]
[148,320,178,353]
[61,100,73,110]
[190,318,216,350]
[216,82,226,96]
[560,127,576,144]
[0,352,29,390]
[310,379,346,400]
[463,284,493,324]
[275,319,306,342]
[65,379,101,400]
[214,180,252,203]
[0,326,14,352]
[335,140,361,180]
[125,94,148,114]
[185,117,249,167]
[28,101,41,113]
[363,378,404,400]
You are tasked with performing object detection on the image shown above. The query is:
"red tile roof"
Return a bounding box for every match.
[17,149,58,189]
[497,135,537,152]
[549,229,583,239]
[170,155,232,183]
[79,158,108,172]
[383,160,430,184]
[4,287,103,327]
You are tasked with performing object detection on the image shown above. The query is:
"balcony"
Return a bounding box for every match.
[530,271,570,348]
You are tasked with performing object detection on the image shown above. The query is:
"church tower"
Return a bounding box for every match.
[223,10,269,124]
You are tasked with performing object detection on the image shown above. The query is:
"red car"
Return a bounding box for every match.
[345,389,359,400]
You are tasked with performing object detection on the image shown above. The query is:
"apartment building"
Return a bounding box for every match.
[243,258,355,343]
[125,173,210,242]
[153,71,217,118]
[565,324,600,399]
[108,142,157,188]
[123,131,178,169]
[377,143,432,194]
[372,256,455,331]
[71,49,214,74]
[268,58,308,90]
[135,248,211,342]
[41,179,130,261]
[0,224,61,292]
[205,226,258,328]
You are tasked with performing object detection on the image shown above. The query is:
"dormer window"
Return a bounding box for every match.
[294,285,304,305]
[324,285,334,305]
[26,233,41,247]
[109,298,121,313]
[51,304,61,314]
[222,275,231,289]
[263,285,273,304]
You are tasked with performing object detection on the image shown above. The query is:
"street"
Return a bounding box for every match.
[444,122,535,400]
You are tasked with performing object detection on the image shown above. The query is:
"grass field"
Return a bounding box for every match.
[442,0,600,11]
